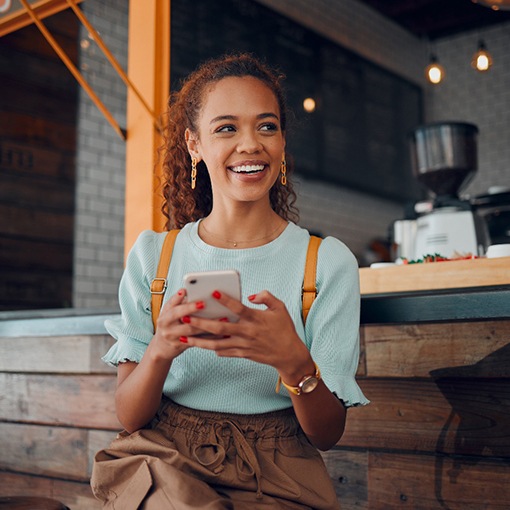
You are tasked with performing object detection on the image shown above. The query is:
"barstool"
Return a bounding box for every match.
[0,497,70,509]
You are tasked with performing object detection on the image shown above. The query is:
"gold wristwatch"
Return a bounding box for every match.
[278,362,321,396]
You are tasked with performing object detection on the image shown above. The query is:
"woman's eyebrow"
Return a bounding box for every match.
[209,112,279,124]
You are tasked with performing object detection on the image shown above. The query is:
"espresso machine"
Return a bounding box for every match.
[393,122,489,261]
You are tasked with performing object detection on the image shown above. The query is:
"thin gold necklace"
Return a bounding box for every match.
[200,220,285,248]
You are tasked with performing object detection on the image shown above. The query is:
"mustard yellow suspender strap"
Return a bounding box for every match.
[150,229,180,332]
[150,231,322,331]
[302,235,322,323]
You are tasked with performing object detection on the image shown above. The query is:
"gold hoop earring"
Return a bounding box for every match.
[191,157,197,190]
[280,158,287,186]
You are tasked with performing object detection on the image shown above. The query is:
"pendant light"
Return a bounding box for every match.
[474,0,510,10]
[425,55,445,84]
[472,40,493,71]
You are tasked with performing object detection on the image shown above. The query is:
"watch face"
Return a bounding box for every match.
[300,376,319,394]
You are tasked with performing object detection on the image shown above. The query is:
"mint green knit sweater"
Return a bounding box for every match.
[103,221,368,413]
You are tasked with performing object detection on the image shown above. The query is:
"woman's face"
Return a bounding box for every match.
[186,76,285,207]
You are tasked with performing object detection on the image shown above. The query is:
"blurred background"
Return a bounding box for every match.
[1,0,509,311]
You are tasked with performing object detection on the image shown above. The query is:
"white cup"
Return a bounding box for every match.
[486,244,510,258]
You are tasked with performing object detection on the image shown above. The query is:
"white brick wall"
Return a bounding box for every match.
[71,1,510,307]
[426,22,510,197]
[73,0,128,309]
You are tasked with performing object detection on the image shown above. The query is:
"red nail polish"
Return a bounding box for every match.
[177,289,184,296]
[248,294,256,301]
[212,290,221,299]
[182,316,191,324]
[179,336,188,343]
[219,317,229,322]
[196,301,205,310]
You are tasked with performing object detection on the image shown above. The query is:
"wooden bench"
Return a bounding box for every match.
[1,316,509,508]
[0,333,118,509]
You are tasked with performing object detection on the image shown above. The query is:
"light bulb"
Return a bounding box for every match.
[303,97,316,113]
[425,56,445,84]
[472,40,492,72]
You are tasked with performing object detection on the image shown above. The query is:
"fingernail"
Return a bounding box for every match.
[182,316,191,324]
[219,317,229,322]
[248,294,256,301]
[177,289,184,296]
[179,336,188,343]
[196,301,205,310]
[212,290,221,299]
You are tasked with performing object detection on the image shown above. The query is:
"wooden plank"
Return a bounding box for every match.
[0,471,100,510]
[359,256,510,294]
[0,423,116,481]
[321,449,368,509]
[0,422,89,481]
[0,269,72,310]
[363,321,510,377]
[0,74,77,122]
[0,140,75,182]
[0,204,73,241]
[368,451,510,509]
[0,335,116,373]
[0,237,72,272]
[341,378,510,457]
[0,112,76,151]
[0,373,120,429]
[0,174,75,209]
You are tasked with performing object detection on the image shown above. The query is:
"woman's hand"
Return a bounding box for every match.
[182,290,312,380]
[183,290,347,451]
[115,288,210,432]
[148,288,206,362]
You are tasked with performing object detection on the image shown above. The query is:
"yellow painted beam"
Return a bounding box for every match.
[125,0,170,258]
[0,0,84,38]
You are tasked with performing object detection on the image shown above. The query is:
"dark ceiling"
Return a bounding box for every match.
[359,0,510,40]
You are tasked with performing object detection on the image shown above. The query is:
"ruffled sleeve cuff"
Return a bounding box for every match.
[329,374,370,408]
[102,317,150,367]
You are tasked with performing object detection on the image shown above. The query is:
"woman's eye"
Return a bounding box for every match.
[260,123,278,132]
[216,125,236,133]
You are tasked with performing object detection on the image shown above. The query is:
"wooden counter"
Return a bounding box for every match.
[359,257,510,325]
[1,281,510,510]
[324,318,510,509]
[360,256,510,294]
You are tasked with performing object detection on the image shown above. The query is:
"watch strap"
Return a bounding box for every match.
[276,362,321,395]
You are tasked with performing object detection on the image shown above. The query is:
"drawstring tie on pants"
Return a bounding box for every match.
[192,420,263,499]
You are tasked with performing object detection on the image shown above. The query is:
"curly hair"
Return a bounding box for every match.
[160,53,299,230]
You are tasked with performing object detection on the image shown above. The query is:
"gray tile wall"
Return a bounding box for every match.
[427,23,510,197]
[73,0,128,308]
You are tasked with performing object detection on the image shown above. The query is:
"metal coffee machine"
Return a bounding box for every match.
[393,122,488,261]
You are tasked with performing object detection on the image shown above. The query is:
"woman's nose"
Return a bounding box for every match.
[236,131,262,153]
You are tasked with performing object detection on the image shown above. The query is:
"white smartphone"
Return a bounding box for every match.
[183,270,241,323]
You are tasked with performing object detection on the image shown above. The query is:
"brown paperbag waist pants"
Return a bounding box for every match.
[91,397,340,509]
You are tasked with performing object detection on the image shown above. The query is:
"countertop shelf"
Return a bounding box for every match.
[359,256,510,324]
[359,256,510,294]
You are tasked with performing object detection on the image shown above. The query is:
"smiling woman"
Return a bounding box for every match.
[162,54,298,232]
[90,53,368,509]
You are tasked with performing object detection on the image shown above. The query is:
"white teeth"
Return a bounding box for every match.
[230,164,265,173]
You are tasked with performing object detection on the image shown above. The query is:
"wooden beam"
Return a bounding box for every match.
[124,0,170,258]
[0,0,84,38]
